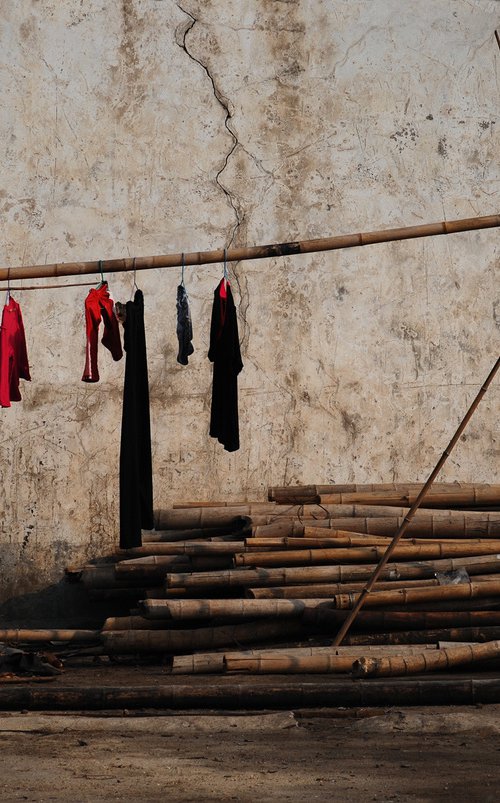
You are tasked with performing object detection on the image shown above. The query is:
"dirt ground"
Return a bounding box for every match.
[1,702,500,802]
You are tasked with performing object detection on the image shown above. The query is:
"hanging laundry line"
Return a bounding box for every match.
[0,213,498,285]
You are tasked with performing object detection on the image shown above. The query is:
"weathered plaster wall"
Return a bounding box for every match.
[0,1,498,605]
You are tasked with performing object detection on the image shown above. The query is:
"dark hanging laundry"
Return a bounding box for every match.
[82,282,123,382]
[0,296,31,408]
[176,283,194,365]
[208,278,243,452]
[119,289,154,549]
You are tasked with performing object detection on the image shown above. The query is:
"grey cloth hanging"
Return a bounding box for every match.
[176,283,194,365]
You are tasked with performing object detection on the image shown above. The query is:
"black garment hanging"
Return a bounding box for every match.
[119,289,154,549]
[176,283,194,365]
[208,278,243,452]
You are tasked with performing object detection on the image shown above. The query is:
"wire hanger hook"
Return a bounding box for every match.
[131,257,138,298]
[5,267,11,305]
[181,253,186,288]
[223,248,229,282]
[97,259,105,287]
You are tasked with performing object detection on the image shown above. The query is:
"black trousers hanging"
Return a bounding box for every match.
[119,289,154,548]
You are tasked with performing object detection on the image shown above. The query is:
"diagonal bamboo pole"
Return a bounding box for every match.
[0,214,498,283]
[332,355,500,646]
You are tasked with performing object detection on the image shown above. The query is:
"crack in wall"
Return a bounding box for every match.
[175,3,250,348]
[175,3,243,246]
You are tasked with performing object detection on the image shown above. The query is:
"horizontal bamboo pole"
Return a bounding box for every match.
[319,487,500,508]
[316,598,500,615]
[0,629,100,643]
[224,649,447,674]
[333,579,500,610]
[5,678,500,710]
[154,507,270,530]
[172,654,226,674]
[246,535,499,551]
[228,643,439,656]
[155,503,423,532]
[117,541,249,558]
[248,506,495,530]
[143,526,244,542]
[140,598,332,620]
[301,515,500,539]
[2,213,498,283]
[115,557,232,579]
[166,555,500,589]
[248,579,442,598]
[305,607,500,632]
[102,616,173,631]
[235,542,500,568]
[248,510,403,531]
[223,654,363,674]
[252,513,500,539]
[388,597,500,612]
[172,501,252,508]
[252,579,446,598]
[116,556,191,572]
[246,534,392,549]
[102,619,307,654]
[268,482,487,503]
[353,640,500,678]
[346,626,500,645]
[250,576,500,599]
[154,503,378,531]
[171,643,440,675]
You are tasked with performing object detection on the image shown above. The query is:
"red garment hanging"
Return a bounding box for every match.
[0,296,31,408]
[82,282,123,382]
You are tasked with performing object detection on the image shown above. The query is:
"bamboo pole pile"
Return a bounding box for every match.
[62,481,500,681]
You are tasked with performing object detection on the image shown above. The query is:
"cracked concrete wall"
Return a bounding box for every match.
[0,0,498,606]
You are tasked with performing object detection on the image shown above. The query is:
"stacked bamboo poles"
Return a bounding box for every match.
[67,482,500,680]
